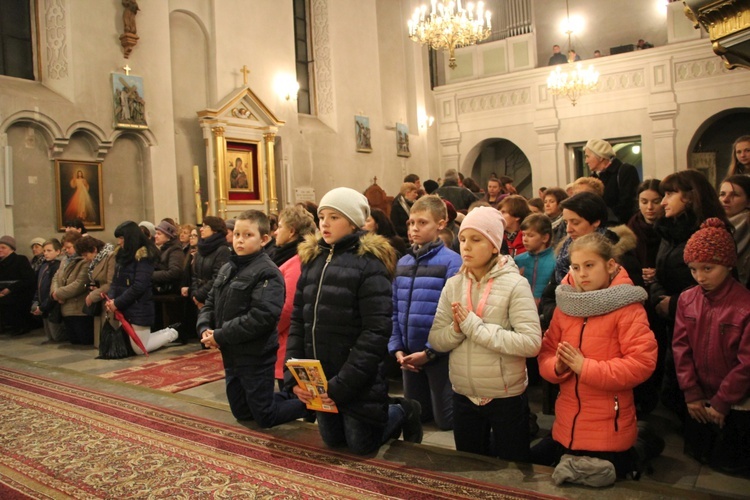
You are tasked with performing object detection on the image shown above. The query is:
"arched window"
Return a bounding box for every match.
[293,0,314,115]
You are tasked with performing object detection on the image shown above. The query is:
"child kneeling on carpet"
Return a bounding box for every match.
[286,187,423,455]
[197,210,307,428]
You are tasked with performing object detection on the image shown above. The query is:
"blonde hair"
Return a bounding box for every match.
[411,195,447,221]
[460,254,499,278]
[569,232,620,261]
[572,177,605,197]
[279,205,316,238]
[400,182,418,196]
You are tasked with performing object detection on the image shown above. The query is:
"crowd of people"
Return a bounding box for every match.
[1,135,749,484]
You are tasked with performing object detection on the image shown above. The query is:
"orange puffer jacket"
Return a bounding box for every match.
[539,267,657,452]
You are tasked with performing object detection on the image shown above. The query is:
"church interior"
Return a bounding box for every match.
[1,0,750,497]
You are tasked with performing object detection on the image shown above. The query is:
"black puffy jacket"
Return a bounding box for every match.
[286,231,396,426]
[197,251,284,367]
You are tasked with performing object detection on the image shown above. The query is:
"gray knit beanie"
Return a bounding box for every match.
[318,187,370,228]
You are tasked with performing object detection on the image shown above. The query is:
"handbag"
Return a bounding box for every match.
[82,300,102,316]
[97,316,131,359]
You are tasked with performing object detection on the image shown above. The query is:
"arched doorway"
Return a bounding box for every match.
[466,138,532,198]
[689,108,750,188]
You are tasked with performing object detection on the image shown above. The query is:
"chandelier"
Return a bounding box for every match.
[547,64,599,106]
[408,0,492,70]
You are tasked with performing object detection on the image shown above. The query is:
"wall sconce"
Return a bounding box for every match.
[275,74,300,101]
[418,111,435,129]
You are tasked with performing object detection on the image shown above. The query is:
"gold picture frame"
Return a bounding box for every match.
[225,140,263,204]
[55,160,105,231]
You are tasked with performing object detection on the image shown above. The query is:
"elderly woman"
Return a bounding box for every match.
[52,231,93,344]
[390,182,419,243]
[0,235,35,335]
[584,139,640,225]
[152,220,185,333]
[77,236,115,347]
[178,223,195,254]
[272,205,317,387]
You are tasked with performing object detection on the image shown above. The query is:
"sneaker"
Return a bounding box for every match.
[398,398,423,443]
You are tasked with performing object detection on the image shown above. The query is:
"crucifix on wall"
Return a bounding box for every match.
[241,65,250,86]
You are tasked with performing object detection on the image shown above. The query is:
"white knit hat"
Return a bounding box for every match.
[584,139,615,159]
[459,206,506,251]
[318,187,370,228]
[139,220,156,237]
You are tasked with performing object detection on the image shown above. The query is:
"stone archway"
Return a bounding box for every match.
[689,108,750,187]
[466,138,532,198]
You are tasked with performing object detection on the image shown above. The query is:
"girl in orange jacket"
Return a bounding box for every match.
[532,232,657,478]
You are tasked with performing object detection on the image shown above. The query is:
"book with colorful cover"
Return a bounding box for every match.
[285,359,338,413]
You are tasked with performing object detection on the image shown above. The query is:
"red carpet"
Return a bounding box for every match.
[100,350,224,392]
[0,367,561,499]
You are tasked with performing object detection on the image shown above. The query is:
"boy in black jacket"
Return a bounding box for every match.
[197,210,306,427]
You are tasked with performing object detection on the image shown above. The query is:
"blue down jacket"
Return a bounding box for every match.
[389,240,462,355]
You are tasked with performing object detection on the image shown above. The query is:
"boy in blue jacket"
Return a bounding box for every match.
[389,195,462,430]
[198,210,307,428]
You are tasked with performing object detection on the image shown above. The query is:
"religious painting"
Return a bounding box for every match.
[225,141,262,204]
[112,72,148,129]
[355,115,372,153]
[55,160,105,231]
[396,122,410,158]
[690,152,717,188]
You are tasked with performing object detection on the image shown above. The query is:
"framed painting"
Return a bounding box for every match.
[355,115,372,153]
[396,122,410,157]
[55,160,105,231]
[112,72,148,129]
[226,140,262,204]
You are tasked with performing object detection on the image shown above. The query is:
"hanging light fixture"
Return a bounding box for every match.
[547,0,599,105]
[408,0,492,70]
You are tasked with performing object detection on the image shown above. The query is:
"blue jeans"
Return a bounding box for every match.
[402,355,453,430]
[453,392,530,462]
[316,404,405,455]
[225,356,307,428]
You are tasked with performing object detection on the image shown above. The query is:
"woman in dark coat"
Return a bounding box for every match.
[364,208,408,257]
[106,221,177,354]
[390,182,419,243]
[0,235,35,335]
[152,220,184,332]
[649,170,730,418]
[190,216,231,309]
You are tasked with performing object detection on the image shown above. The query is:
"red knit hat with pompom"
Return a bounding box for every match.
[683,218,736,267]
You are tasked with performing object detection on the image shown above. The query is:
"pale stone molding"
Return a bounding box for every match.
[311,0,334,120]
[44,0,68,80]
[674,57,731,81]
[457,88,531,115]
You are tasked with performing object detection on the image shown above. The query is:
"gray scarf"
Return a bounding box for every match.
[555,283,647,318]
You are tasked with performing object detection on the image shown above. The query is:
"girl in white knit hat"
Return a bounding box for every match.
[429,206,542,462]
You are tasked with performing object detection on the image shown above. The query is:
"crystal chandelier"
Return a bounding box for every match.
[408,0,492,70]
[547,64,599,106]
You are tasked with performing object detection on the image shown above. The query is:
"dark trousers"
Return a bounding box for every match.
[63,315,94,345]
[684,409,750,476]
[402,355,454,430]
[453,392,530,462]
[225,355,307,428]
[316,404,404,456]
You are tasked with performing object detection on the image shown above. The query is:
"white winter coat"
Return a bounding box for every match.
[428,257,542,399]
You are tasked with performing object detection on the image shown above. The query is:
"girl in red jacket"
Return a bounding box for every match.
[532,232,657,478]
[673,218,750,477]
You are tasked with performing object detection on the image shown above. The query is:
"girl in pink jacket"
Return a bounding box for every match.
[673,218,750,477]
[533,232,657,478]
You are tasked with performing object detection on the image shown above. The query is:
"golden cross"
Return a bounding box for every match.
[123,64,131,75]
[241,65,250,85]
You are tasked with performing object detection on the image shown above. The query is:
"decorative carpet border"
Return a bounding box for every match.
[0,366,560,500]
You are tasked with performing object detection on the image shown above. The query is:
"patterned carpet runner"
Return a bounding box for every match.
[100,349,224,392]
[0,367,560,499]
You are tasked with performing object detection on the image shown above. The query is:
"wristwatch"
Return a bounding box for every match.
[424,347,437,362]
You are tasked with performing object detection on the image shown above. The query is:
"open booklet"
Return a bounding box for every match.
[285,359,338,413]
